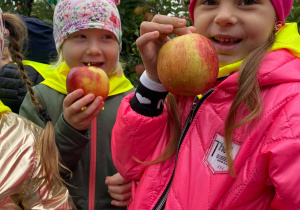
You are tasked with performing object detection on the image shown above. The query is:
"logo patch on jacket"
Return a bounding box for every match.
[204,133,241,174]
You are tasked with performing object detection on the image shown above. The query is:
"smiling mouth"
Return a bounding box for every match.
[83,62,104,68]
[212,37,242,45]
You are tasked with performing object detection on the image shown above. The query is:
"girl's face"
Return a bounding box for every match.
[62,29,119,74]
[193,0,276,67]
[0,47,13,67]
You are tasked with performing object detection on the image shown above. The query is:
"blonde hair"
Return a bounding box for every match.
[4,12,69,192]
[145,31,276,170]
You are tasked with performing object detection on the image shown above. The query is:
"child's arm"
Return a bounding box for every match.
[112,15,193,181]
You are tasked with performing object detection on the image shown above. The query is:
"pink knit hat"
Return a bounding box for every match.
[188,0,294,24]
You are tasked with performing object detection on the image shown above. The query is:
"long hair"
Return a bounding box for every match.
[4,12,70,192]
[134,93,182,165]
[224,31,276,176]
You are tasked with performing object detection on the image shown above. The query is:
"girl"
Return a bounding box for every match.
[19,0,134,209]
[0,8,76,209]
[112,0,300,209]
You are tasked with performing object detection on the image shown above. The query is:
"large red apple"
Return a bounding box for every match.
[66,66,110,100]
[157,33,219,96]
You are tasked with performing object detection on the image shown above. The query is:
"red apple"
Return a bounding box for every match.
[157,33,219,96]
[66,66,110,100]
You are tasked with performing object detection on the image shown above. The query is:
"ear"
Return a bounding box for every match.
[3,28,9,39]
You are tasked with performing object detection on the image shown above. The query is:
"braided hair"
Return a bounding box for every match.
[4,12,70,192]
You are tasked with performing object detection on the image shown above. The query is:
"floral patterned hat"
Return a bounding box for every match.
[0,8,4,59]
[53,0,122,50]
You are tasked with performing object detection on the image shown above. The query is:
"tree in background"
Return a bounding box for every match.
[0,0,299,86]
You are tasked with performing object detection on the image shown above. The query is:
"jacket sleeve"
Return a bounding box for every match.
[54,114,90,169]
[265,95,300,209]
[112,92,170,181]
[0,64,44,114]
[0,64,27,113]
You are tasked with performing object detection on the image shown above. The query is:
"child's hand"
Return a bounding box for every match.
[63,89,104,131]
[105,173,132,207]
[136,14,192,83]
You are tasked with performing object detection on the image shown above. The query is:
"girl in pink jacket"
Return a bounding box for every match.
[112,0,300,209]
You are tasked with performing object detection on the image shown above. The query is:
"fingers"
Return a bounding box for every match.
[105,173,129,185]
[111,199,129,207]
[107,181,132,194]
[63,89,85,108]
[188,26,197,33]
[151,14,188,29]
[106,173,132,207]
[140,15,192,36]
[63,90,104,130]
[109,183,132,207]
[63,89,96,113]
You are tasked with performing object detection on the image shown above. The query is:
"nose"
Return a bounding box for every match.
[8,56,13,64]
[214,4,238,26]
[86,40,102,55]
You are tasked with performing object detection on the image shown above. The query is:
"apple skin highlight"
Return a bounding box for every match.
[157,33,219,96]
[66,66,110,100]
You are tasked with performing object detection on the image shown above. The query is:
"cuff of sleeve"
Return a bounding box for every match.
[55,114,90,147]
[130,76,168,117]
[140,71,167,92]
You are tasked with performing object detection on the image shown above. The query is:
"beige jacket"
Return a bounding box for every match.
[0,111,76,209]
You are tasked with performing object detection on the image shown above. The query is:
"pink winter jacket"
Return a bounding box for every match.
[112,49,300,209]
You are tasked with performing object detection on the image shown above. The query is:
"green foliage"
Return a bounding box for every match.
[118,0,191,86]
[287,0,300,29]
[30,0,54,26]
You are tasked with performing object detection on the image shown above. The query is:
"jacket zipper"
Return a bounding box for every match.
[89,117,97,210]
[153,89,214,210]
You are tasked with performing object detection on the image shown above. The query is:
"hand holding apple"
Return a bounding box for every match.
[66,66,110,100]
[157,33,219,96]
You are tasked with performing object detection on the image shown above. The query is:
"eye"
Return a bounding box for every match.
[74,34,87,39]
[201,0,218,5]
[102,34,113,40]
[239,0,258,6]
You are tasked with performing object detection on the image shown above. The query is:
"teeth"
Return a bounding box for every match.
[87,63,100,66]
[215,37,238,42]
